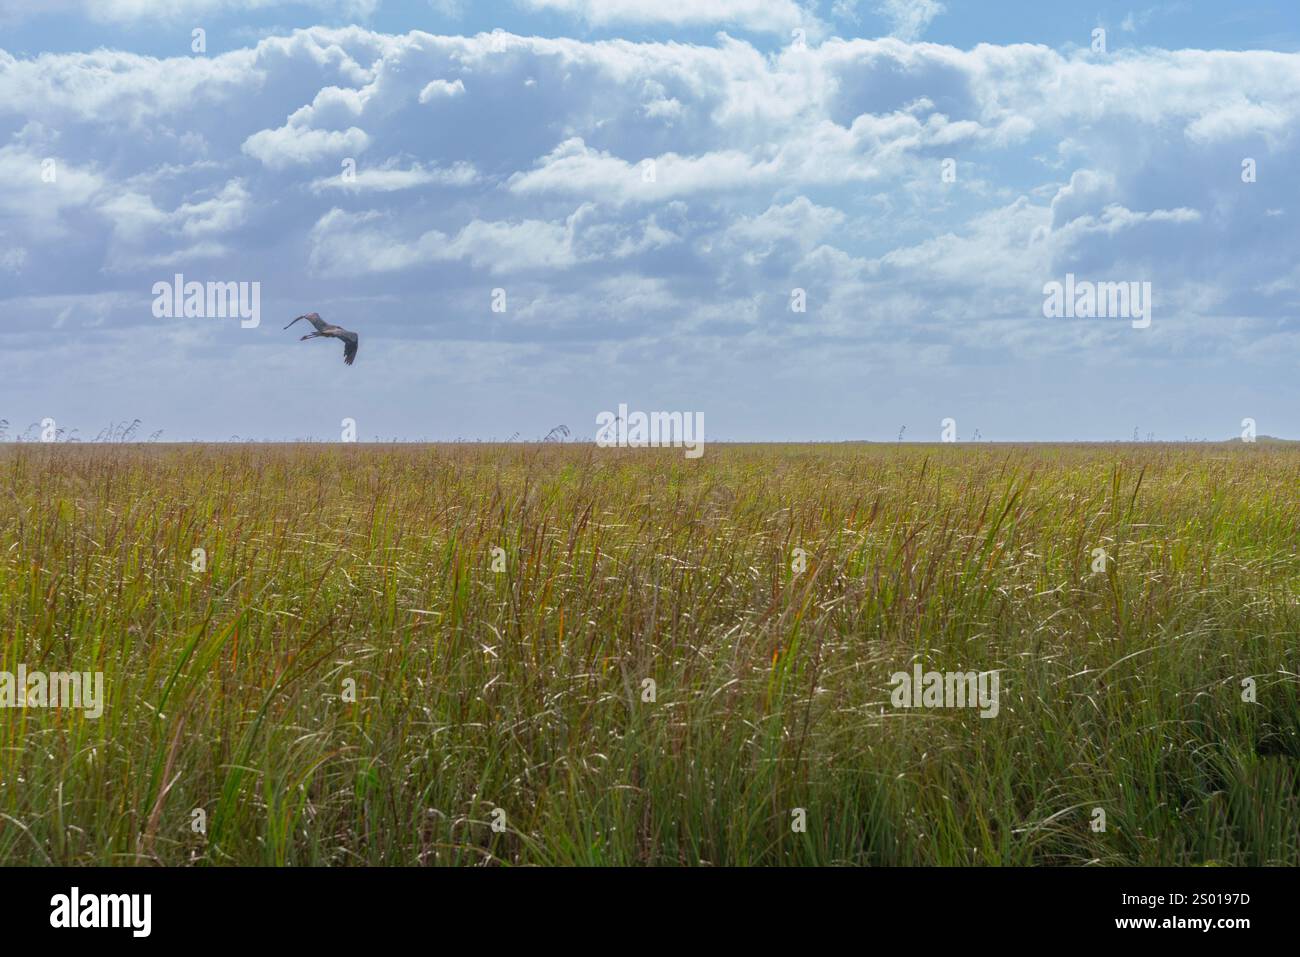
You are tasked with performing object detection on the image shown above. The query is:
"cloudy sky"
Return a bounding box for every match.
[1,0,1296,441]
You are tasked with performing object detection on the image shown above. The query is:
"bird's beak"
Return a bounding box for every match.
[283,315,304,329]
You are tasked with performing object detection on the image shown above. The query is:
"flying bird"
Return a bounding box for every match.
[284,313,358,366]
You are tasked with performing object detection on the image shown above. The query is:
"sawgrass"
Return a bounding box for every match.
[0,441,1296,865]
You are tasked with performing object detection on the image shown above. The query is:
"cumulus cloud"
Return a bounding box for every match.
[418,78,465,102]
[243,124,371,168]
[507,137,775,203]
[0,0,379,23]
[517,0,809,34]
[0,142,104,237]
[174,179,252,237]
[301,204,582,273]
[307,202,679,276]
[723,196,845,262]
[2,22,1298,439]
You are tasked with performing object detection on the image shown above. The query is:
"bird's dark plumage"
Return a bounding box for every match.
[285,312,359,366]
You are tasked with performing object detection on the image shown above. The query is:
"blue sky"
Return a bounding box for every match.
[1,0,1297,441]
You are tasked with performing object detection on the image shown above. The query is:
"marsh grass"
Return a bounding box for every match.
[0,442,1296,865]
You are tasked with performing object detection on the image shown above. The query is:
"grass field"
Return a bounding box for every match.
[1,442,1297,866]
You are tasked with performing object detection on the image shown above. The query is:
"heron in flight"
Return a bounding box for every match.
[284,313,358,366]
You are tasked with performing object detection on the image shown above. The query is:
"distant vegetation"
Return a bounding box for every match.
[0,442,1296,865]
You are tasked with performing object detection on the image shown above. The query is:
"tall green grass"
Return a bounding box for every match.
[0,442,1296,865]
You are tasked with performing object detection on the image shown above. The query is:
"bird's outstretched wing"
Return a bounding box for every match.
[284,313,328,332]
[340,331,358,365]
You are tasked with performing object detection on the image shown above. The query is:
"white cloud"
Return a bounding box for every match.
[1049,169,1116,228]
[418,78,465,102]
[243,124,371,168]
[508,137,774,204]
[97,190,170,245]
[2,22,1298,423]
[723,196,845,262]
[175,179,252,237]
[0,46,262,125]
[307,207,580,275]
[1051,203,1201,246]
[307,202,679,276]
[518,0,809,34]
[92,178,249,269]
[1184,100,1291,145]
[0,142,104,236]
[874,0,945,41]
[309,158,478,192]
[0,0,380,23]
[506,101,1003,204]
